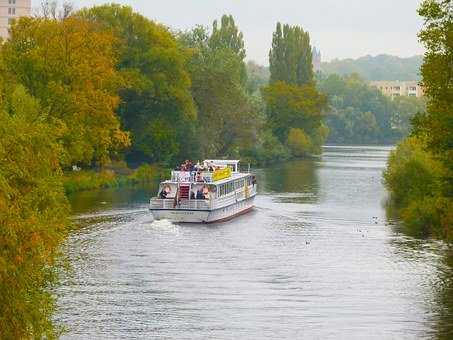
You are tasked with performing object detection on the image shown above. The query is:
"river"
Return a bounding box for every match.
[57,146,453,339]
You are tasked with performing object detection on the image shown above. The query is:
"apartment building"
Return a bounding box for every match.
[370,80,424,98]
[0,0,31,40]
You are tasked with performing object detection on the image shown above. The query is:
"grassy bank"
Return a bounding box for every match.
[63,164,169,194]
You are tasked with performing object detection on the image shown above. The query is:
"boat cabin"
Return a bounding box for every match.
[156,160,254,203]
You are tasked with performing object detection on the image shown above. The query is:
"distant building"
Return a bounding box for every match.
[370,80,424,98]
[0,0,31,40]
[312,47,321,72]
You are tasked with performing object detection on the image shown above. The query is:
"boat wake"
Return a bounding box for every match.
[148,218,180,234]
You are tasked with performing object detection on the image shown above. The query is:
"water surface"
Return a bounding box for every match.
[58,146,453,339]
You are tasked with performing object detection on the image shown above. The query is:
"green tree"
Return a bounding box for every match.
[264,23,327,157]
[262,81,327,144]
[209,14,247,86]
[391,96,426,136]
[180,22,262,158]
[384,0,452,241]
[0,85,69,339]
[413,0,453,171]
[269,23,314,86]
[318,73,422,144]
[79,4,195,164]
[209,15,246,60]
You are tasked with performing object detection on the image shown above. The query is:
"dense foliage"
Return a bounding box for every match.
[318,73,426,144]
[321,54,423,81]
[0,84,69,338]
[2,16,130,167]
[79,4,195,165]
[384,0,452,241]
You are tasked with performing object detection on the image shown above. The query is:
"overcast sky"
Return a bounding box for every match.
[31,0,425,65]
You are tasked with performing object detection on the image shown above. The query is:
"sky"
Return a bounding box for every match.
[31,0,425,65]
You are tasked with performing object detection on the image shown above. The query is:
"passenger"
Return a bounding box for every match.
[159,185,171,199]
[202,186,209,199]
[196,189,205,200]
[190,191,195,199]
[159,189,167,199]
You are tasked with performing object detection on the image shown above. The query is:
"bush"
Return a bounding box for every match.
[127,164,166,185]
[384,137,452,241]
[287,128,312,157]
[63,170,118,194]
[243,130,290,165]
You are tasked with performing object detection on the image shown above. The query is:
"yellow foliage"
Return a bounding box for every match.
[287,128,312,157]
[2,16,130,166]
[0,86,69,338]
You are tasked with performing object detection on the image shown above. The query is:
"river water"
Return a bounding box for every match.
[57,146,453,339]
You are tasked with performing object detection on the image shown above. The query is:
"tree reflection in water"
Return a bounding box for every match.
[256,159,319,204]
[433,252,453,339]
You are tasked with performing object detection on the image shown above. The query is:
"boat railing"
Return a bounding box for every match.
[150,198,210,210]
[170,170,222,183]
[171,171,196,182]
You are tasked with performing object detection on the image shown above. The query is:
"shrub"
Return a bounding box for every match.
[384,137,452,241]
[287,128,312,157]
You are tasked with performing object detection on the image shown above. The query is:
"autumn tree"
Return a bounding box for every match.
[2,16,129,167]
[79,4,195,164]
[0,85,69,339]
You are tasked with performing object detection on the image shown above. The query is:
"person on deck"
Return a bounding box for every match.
[159,189,168,199]
[196,189,205,200]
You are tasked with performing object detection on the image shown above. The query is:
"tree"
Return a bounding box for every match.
[209,14,247,86]
[2,16,129,167]
[264,23,327,156]
[262,81,327,143]
[269,23,314,86]
[79,4,195,164]
[287,128,312,156]
[0,85,69,339]
[180,22,262,158]
[209,15,246,60]
[383,0,452,241]
[318,73,422,144]
[413,0,453,171]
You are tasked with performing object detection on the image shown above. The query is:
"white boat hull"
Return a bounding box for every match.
[150,196,255,223]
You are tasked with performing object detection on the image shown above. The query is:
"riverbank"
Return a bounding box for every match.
[63,164,168,194]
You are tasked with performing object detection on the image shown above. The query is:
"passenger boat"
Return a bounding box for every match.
[149,160,257,223]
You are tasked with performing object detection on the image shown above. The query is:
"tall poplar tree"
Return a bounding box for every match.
[269,23,314,86]
[209,14,247,86]
[264,23,327,154]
